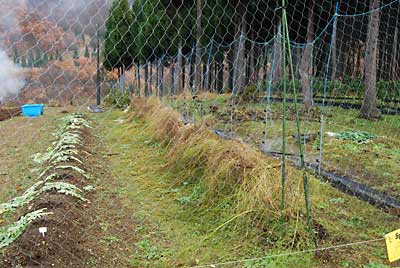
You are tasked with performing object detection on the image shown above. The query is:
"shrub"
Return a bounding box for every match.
[104,90,131,109]
[237,84,262,102]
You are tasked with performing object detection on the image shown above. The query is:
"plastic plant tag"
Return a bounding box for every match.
[385,228,400,262]
[39,227,47,237]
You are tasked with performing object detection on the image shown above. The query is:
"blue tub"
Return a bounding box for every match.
[21,104,44,117]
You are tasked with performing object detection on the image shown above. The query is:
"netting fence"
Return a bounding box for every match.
[1,0,400,267]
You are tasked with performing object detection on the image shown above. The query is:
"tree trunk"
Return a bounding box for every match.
[360,0,381,119]
[235,11,247,93]
[160,63,164,97]
[156,61,159,96]
[263,45,269,85]
[177,39,183,93]
[228,48,234,92]
[205,58,211,91]
[209,61,214,91]
[195,0,202,95]
[217,57,224,93]
[299,1,315,111]
[182,60,186,90]
[149,62,153,95]
[137,64,141,96]
[295,47,302,79]
[255,46,261,83]
[170,62,175,96]
[144,64,149,97]
[336,17,347,80]
[189,54,194,89]
[249,31,255,84]
[391,26,398,80]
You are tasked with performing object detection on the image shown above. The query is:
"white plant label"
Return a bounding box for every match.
[39,227,47,237]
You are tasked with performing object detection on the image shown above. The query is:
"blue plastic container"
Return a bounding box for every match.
[21,104,44,117]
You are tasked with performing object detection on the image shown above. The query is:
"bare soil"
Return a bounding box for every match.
[0,107,21,122]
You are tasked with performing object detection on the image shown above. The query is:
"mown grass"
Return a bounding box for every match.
[94,101,398,268]
[95,110,286,267]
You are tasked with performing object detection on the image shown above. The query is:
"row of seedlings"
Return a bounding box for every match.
[0,113,94,262]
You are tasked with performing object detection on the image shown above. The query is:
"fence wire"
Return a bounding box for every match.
[0,0,399,267]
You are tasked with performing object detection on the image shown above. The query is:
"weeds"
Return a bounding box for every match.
[334,131,376,144]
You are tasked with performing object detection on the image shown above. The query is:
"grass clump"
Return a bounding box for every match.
[129,98,310,246]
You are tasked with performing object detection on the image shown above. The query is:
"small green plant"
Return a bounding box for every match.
[362,262,389,268]
[134,239,161,261]
[237,84,262,103]
[177,183,204,205]
[0,209,52,249]
[101,236,120,244]
[335,131,376,144]
[104,90,130,109]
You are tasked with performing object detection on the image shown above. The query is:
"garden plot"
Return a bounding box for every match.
[1,113,99,267]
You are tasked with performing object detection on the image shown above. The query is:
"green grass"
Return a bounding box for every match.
[0,108,65,203]
[169,97,400,198]
[95,110,272,267]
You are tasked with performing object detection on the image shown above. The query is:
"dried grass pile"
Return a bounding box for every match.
[130,98,306,230]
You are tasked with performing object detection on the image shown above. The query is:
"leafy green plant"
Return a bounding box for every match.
[134,239,161,261]
[177,183,204,205]
[362,262,389,268]
[104,90,131,109]
[0,181,44,215]
[41,182,87,201]
[237,84,262,103]
[38,164,89,180]
[0,209,52,249]
[335,131,376,144]
[0,181,87,215]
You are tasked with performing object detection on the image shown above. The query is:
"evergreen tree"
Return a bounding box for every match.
[34,48,42,67]
[104,0,135,72]
[84,45,90,58]
[73,48,79,59]
[13,47,19,64]
[21,56,27,67]
[29,51,35,67]
[42,53,48,66]
[56,48,61,60]
[49,53,54,61]
[133,0,170,62]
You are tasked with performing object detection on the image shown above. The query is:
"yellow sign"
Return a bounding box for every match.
[385,228,400,262]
